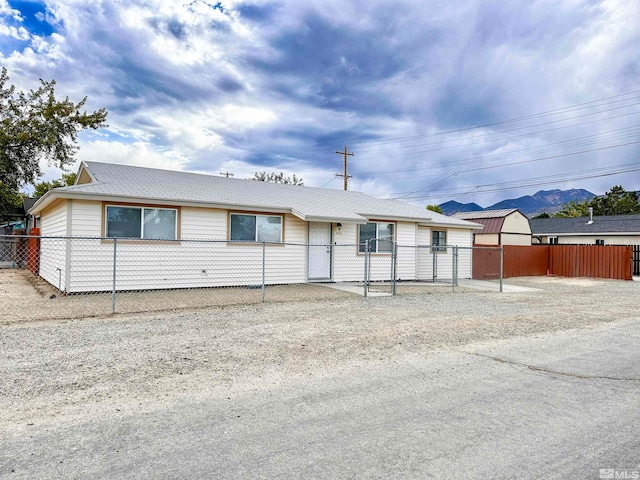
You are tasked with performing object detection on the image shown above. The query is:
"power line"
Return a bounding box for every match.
[377,140,640,198]
[394,164,640,201]
[304,89,640,160]
[367,124,640,177]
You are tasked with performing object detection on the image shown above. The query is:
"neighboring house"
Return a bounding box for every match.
[452,209,532,246]
[22,197,38,231]
[29,161,482,292]
[530,214,640,245]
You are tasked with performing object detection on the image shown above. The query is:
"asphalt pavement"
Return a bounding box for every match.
[2,319,639,479]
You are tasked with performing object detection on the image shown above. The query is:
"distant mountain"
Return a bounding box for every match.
[439,200,483,216]
[439,189,595,217]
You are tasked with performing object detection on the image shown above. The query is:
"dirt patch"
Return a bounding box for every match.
[0,269,362,324]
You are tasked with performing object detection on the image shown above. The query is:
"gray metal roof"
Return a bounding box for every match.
[31,161,481,228]
[452,209,520,220]
[530,214,640,234]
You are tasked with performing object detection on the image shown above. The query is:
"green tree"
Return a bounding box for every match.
[0,182,22,220]
[532,212,551,219]
[589,185,640,215]
[0,67,107,220]
[252,171,304,185]
[553,200,591,218]
[426,204,443,214]
[33,172,76,198]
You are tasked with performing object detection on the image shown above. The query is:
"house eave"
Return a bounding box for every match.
[30,191,294,215]
[536,231,640,236]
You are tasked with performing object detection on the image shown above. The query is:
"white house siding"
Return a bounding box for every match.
[181,207,226,239]
[448,228,473,279]
[67,200,106,292]
[64,205,309,293]
[332,223,366,282]
[39,198,476,291]
[416,226,434,281]
[415,226,472,281]
[394,222,417,281]
[39,200,69,291]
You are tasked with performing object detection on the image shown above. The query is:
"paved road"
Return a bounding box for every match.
[3,318,639,479]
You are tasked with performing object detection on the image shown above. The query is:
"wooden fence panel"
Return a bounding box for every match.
[28,228,40,275]
[471,245,501,280]
[473,244,633,280]
[548,245,632,280]
[503,245,549,278]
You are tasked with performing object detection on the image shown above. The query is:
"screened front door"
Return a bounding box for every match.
[308,222,331,279]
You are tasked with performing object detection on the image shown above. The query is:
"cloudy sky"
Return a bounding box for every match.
[1,0,639,207]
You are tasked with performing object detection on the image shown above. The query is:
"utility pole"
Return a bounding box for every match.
[219,171,234,178]
[335,145,354,190]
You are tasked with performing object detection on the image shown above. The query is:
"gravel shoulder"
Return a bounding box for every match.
[1,276,638,434]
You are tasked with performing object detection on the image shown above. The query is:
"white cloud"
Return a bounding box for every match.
[4,0,640,206]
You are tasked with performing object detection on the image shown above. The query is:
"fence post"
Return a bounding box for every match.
[499,245,504,293]
[392,242,397,296]
[452,245,457,292]
[112,237,117,314]
[432,248,437,283]
[363,242,369,297]
[262,242,266,302]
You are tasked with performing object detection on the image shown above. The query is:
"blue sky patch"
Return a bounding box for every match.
[7,0,56,37]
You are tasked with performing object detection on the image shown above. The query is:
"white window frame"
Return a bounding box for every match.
[229,213,283,243]
[432,230,447,252]
[105,205,178,240]
[358,221,395,253]
[549,236,559,245]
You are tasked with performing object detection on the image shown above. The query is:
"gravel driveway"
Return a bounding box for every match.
[1,275,637,435]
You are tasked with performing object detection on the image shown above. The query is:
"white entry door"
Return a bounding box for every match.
[308,222,332,279]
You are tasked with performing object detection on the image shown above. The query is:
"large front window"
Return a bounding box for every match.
[230,213,282,242]
[106,206,177,240]
[359,222,395,253]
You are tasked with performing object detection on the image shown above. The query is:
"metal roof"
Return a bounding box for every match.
[530,214,640,234]
[452,209,520,220]
[30,162,482,229]
[469,217,505,234]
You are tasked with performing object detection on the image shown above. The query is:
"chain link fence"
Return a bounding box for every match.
[0,235,499,321]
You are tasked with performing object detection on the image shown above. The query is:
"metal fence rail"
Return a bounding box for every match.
[0,235,490,319]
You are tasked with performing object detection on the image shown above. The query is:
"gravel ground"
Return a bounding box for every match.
[0,269,473,323]
[1,275,638,435]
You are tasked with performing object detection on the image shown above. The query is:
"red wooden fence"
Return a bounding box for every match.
[473,244,633,281]
[28,228,40,275]
[549,245,632,280]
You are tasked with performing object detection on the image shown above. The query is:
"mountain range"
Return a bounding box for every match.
[439,189,595,217]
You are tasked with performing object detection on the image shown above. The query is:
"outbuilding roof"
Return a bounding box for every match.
[530,214,640,235]
[467,217,505,234]
[452,208,520,220]
[30,162,482,229]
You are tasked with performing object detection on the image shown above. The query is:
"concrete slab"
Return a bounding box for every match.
[457,279,542,292]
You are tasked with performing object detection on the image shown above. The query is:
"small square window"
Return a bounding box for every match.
[432,230,446,252]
